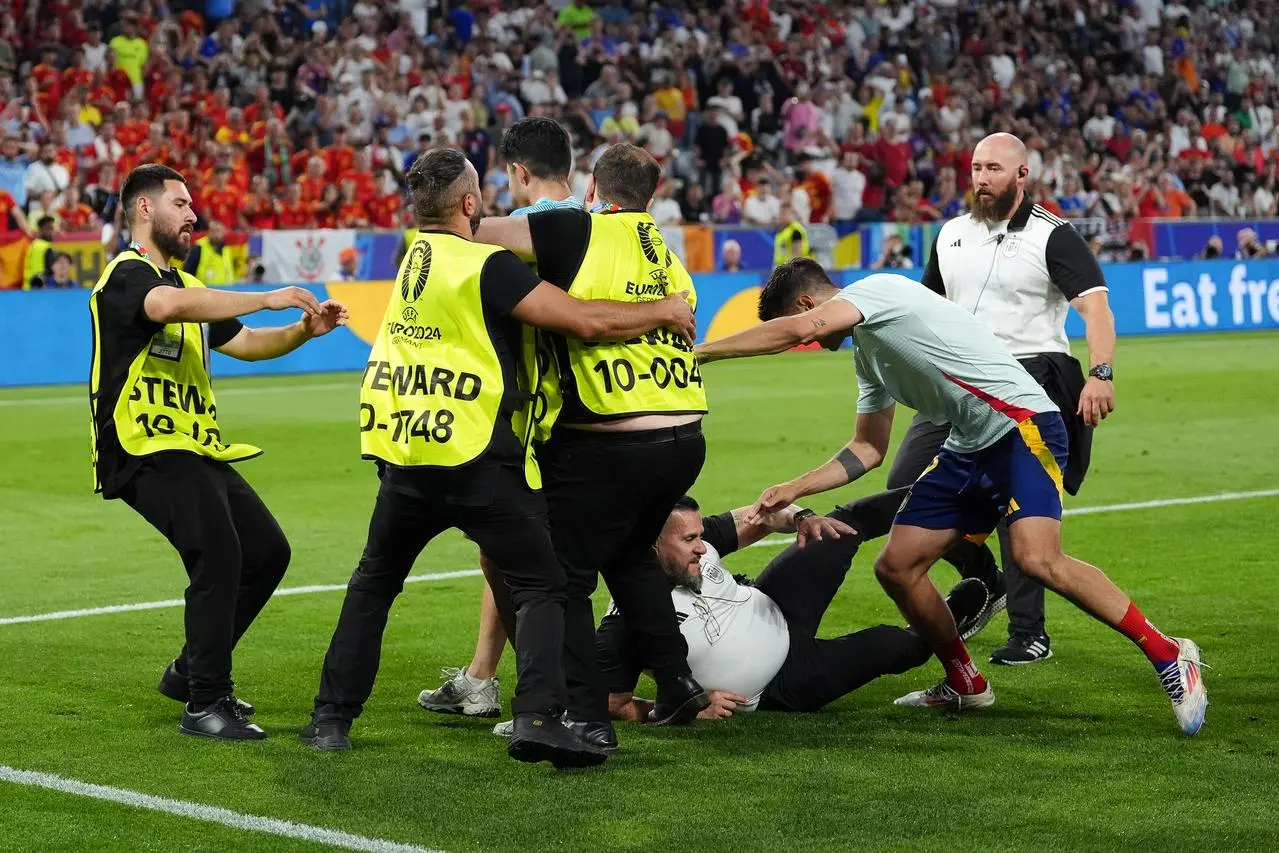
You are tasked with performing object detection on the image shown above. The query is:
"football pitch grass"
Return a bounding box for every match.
[1,332,1277,852]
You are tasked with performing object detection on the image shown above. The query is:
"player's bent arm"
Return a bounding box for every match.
[1070,289,1116,368]
[144,285,321,325]
[785,406,897,501]
[511,282,696,342]
[695,298,863,363]
[608,693,654,723]
[474,215,535,261]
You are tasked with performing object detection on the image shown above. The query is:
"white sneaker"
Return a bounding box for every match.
[492,719,513,738]
[1159,638,1208,735]
[894,679,995,710]
[417,667,501,718]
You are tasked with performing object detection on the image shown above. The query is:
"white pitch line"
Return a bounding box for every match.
[0,569,482,627]
[0,380,356,407]
[0,765,438,853]
[3,487,1276,626]
[745,486,1279,549]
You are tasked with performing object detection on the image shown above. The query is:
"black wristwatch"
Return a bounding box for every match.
[1089,364,1114,382]
[791,508,816,526]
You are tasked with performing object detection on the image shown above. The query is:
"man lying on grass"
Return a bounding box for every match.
[491,495,988,736]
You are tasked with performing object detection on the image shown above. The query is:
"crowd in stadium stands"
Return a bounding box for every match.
[7,0,1279,286]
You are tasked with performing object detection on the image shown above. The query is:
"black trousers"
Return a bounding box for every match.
[757,535,929,712]
[834,413,1047,636]
[540,422,706,723]
[118,452,291,706]
[314,462,570,721]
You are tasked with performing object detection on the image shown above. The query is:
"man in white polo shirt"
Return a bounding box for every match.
[599,496,989,721]
[692,261,1206,735]
[899,131,1116,666]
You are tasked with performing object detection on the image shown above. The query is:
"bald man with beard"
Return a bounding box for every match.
[875,131,1118,666]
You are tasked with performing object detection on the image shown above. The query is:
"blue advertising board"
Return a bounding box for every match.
[3,259,1278,387]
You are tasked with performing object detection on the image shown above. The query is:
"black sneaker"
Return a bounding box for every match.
[508,713,608,769]
[945,578,990,640]
[298,717,351,752]
[990,633,1053,665]
[158,661,255,716]
[563,717,620,753]
[961,572,1007,641]
[646,675,709,725]
[180,696,267,741]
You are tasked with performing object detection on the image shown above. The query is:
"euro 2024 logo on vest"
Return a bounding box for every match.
[293,235,327,281]
[400,241,432,302]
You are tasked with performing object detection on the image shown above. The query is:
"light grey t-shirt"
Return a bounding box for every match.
[836,273,1058,453]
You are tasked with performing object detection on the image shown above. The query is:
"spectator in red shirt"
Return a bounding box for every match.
[336,179,370,228]
[291,131,329,181]
[338,149,377,203]
[327,126,356,181]
[240,175,280,230]
[311,184,341,229]
[55,185,101,232]
[243,86,285,127]
[367,188,403,229]
[297,155,330,204]
[200,166,241,229]
[276,183,311,229]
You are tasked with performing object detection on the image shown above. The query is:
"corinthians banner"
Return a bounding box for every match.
[260,229,359,283]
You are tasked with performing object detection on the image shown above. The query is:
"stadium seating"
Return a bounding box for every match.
[5,0,1279,281]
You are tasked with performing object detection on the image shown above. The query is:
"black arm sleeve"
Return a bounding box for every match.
[700,510,740,557]
[182,245,200,275]
[478,249,543,317]
[97,260,169,334]
[1045,223,1107,300]
[208,318,244,349]
[595,608,644,695]
[920,232,945,296]
[527,208,591,288]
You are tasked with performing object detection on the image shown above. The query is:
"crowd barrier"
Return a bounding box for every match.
[4,259,1277,388]
[29,217,1279,289]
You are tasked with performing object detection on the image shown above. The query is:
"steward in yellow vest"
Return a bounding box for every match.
[92,164,347,741]
[306,147,694,760]
[774,219,811,267]
[473,142,713,727]
[184,220,235,285]
[22,216,56,289]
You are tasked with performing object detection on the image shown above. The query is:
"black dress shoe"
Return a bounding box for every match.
[563,717,620,753]
[508,713,608,769]
[180,697,267,741]
[158,661,255,716]
[298,717,351,752]
[646,675,709,725]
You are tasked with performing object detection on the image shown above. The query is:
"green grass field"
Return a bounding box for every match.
[2,333,1278,853]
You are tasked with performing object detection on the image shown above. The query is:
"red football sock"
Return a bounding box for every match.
[1115,602,1180,666]
[935,635,987,694]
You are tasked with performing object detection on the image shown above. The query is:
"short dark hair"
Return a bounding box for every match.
[121,164,186,225]
[37,215,55,229]
[758,258,833,321]
[498,117,573,181]
[672,495,700,514]
[592,143,661,210]
[405,147,473,226]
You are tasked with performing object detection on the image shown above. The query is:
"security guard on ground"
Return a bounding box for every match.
[89,163,347,741]
[183,219,236,285]
[476,144,713,747]
[303,147,696,767]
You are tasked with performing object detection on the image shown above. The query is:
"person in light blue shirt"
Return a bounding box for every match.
[0,137,30,207]
[500,117,582,214]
